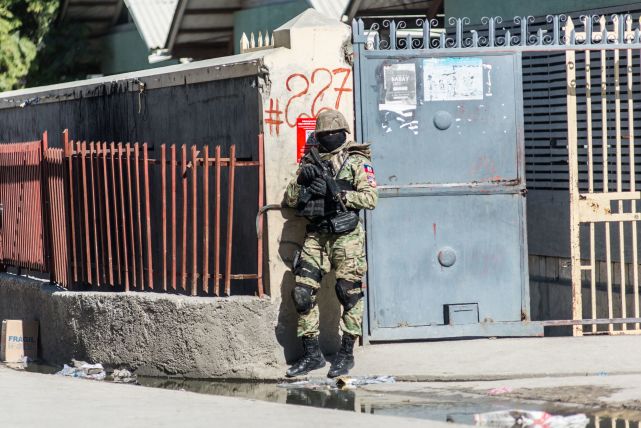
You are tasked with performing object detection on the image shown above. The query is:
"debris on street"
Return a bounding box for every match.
[335,375,396,389]
[280,375,395,390]
[487,386,514,396]
[474,410,589,428]
[56,360,106,381]
[111,369,137,384]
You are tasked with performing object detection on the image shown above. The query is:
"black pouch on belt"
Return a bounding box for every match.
[330,211,359,234]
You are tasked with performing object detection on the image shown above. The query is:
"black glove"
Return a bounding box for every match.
[297,164,318,185]
[309,177,327,196]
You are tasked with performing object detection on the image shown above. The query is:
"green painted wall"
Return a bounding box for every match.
[101,23,178,76]
[445,0,641,24]
[233,1,310,54]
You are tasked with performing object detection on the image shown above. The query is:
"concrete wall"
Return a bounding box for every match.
[0,274,284,378]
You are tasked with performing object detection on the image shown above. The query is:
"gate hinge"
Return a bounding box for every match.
[520,188,528,197]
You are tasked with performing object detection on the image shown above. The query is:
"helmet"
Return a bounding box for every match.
[315,109,350,134]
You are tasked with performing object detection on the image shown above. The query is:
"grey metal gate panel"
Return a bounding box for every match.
[369,193,524,328]
[354,43,541,339]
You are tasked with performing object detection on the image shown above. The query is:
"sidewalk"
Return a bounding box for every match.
[330,336,641,381]
[0,365,453,428]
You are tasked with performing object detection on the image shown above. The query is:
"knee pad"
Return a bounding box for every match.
[295,260,322,283]
[335,279,364,312]
[292,284,317,315]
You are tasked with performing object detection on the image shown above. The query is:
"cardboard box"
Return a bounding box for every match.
[1,320,39,362]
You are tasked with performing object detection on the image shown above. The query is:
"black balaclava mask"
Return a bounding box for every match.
[317,131,347,153]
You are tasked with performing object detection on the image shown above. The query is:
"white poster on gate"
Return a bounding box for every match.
[423,57,484,101]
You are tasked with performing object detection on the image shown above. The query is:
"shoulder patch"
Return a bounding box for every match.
[363,164,376,187]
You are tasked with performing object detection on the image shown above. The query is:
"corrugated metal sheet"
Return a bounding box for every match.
[308,0,349,20]
[60,0,124,35]
[125,0,179,49]
[346,0,435,18]
[166,0,239,58]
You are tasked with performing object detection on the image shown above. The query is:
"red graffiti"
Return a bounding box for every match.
[264,98,284,136]
[332,68,352,109]
[284,73,311,127]
[310,68,333,117]
[284,67,353,130]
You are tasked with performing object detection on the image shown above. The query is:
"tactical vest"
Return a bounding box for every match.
[297,150,357,222]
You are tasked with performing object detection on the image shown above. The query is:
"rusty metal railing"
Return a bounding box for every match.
[0,137,47,272]
[0,132,265,297]
[43,141,69,285]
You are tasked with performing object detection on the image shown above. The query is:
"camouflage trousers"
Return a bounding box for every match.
[295,223,367,338]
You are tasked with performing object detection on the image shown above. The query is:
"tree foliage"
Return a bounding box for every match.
[27,21,100,87]
[0,5,36,91]
[0,0,100,91]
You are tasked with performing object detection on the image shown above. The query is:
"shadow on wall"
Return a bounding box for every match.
[275,209,342,363]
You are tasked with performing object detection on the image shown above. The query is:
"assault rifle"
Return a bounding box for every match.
[307,146,348,212]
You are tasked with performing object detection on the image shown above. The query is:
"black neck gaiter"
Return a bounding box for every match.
[318,131,346,153]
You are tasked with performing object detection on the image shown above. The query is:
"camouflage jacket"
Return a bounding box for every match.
[284,141,378,211]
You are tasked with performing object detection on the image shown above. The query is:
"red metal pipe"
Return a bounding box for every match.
[80,142,92,285]
[102,142,114,285]
[191,145,198,296]
[125,143,137,290]
[161,144,167,291]
[93,142,106,285]
[110,142,121,286]
[225,145,236,296]
[214,145,221,296]
[134,143,144,289]
[143,143,153,290]
[202,145,210,295]
[63,131,78,283]
[171,145,177,291]
[117,144,130,292]
[181,144,187,291]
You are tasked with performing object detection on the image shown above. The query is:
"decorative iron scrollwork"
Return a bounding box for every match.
[352,13,641,52]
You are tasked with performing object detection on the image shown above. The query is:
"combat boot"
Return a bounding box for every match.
[327,333,357,378]
[286,335,326,377]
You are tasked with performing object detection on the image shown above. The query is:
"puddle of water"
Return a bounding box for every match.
[136,377,641,427]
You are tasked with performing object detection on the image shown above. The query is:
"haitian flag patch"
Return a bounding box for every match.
[363,164,376,187]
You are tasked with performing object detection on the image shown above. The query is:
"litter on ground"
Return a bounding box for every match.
[279,375,395,390]
[56,360,106,381]
[475,410,589,428]
[111,369,137,384]
[487,386,514,396]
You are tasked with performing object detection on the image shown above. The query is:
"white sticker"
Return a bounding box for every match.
[380,63,417,112]
[423,57,484,101]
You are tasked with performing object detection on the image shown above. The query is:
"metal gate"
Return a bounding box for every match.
[353,19,539,340]
[566,15,641,335]
[352,13,641,340]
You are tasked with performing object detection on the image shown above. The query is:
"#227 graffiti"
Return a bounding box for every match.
[264,67,352,136]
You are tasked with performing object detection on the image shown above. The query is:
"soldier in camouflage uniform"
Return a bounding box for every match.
[284,109,378,378]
